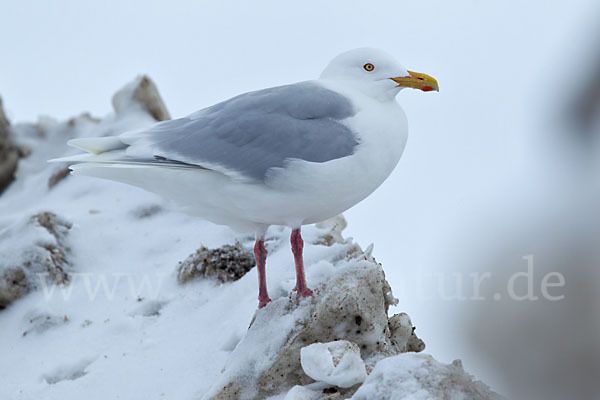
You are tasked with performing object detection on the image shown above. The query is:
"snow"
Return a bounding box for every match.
[0,214,64,272]
[351,354,503,400]
[300,341,367,388]
[0,214,72,307]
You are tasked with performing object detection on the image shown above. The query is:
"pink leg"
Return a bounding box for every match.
[254,238,271,308]
[291,228,313,299]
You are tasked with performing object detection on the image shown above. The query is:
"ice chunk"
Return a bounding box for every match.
[300,340,367,388]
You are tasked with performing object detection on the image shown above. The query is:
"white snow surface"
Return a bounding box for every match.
[300,341,367,389]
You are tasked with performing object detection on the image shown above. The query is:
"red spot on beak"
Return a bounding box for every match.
[422,86,434,92]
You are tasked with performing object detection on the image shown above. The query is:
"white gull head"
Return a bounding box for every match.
[320,47,438,101]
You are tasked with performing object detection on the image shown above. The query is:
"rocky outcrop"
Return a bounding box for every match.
[112,75,171,122]
[0,212,71,308]
[198,217,501,400]
[203,250,425,400]
[177,242,255,284]
[0,97,19,194]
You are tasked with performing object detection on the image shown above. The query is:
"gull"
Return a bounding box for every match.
[53,48,438,308]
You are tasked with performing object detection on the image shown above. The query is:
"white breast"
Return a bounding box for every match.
[257,86,409,226]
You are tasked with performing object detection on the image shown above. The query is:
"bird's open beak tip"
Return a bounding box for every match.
[391,70,439,92]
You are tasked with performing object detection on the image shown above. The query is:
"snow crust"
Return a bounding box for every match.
[352,354,503,400]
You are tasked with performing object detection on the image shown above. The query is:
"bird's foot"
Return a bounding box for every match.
[258,296,272,309]
[293,286,314,299]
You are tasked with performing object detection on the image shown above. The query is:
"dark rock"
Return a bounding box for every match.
[0,97,19,194]
[48,165,71,188]
[112,75,171,122]
[177,242,255,284]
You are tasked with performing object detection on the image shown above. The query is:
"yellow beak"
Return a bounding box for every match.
[390,70,439,92]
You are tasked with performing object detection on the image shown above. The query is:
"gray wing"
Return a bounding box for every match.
[120,81,358,182]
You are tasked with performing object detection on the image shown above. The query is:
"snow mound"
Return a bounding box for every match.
[112,75,171,122]
[203,251,424,400]
[0,212,72,307]
[351,354,504,400]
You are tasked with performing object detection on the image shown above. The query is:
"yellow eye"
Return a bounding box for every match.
[363,63,375,71]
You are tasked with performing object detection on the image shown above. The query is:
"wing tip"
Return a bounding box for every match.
[67,137,126,154]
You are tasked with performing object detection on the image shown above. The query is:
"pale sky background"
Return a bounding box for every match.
[2,1,599,397]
